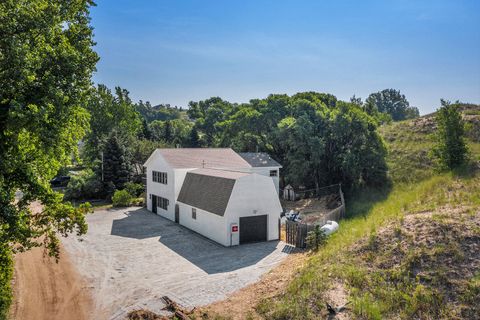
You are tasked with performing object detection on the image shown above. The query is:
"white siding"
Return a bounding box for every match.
[177,202,229,246]
[145,154,176,221]
[224,174,282,246]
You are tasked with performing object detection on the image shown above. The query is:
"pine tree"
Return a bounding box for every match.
[431,100,469,169]
[189,126,201,147]
[102,132,132,193]
[164,121,172,143]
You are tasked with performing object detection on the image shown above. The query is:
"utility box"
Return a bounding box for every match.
[230,223,239,246]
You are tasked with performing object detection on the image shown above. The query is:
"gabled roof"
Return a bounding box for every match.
[177,169,249,216]
[238,152,282,168]
[144,148,251,169]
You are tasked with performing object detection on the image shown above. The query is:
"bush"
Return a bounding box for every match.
[64,169,104,200]
[112,189,133,207]
[0,243,13,320]
[124,182,144,197]
[305,225,327,251]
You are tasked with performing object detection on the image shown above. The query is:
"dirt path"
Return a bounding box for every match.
[11,244,93,320]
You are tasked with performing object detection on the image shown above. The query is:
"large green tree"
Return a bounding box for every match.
[102,132,132,194]
[431,100,469,169]
[216,92,388,191]
[187,97,234,146]
[83,84,142,161]
[365,89,419,121]
[0,0,97,317]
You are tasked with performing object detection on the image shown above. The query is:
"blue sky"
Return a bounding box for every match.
[91,0,480,114]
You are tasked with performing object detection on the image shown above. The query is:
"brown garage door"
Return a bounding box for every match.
[240,215,267,244]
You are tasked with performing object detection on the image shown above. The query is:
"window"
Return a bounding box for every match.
[152,171,167,184]
[192,208,196,220]
[157,196,169,210]
[269,170,278,177]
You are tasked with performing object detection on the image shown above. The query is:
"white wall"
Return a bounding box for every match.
[145,154,176,221]
[177,202,229,246]
[225,174,282,246]
[249,167,280,194]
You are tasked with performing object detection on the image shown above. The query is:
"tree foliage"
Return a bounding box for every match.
[187,97,234,145]
[431,100,469,169]
[83,84,141,161]
[365,89,419,121]
[215,93,388,190]
[0,0,97,315]
[102,132,132,194]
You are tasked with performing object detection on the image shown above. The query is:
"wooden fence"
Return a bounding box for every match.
[284,187,345,249]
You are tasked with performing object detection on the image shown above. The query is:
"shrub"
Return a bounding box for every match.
[124,182,144,197]
[305,225,327,251]
[112,189,133,207]
[0,243,13,320]
[64,169,104,200]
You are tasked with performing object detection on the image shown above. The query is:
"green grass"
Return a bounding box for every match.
[260,170,480,319]
[256,107,480,319]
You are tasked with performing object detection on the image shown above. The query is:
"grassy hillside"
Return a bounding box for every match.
[379,103,480,184]
[257,105,480,320]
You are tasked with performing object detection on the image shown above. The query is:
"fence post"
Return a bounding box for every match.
[339,184,345,218]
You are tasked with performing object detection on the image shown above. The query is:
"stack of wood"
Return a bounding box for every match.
[126,296,194,320]
[161,296,194,320]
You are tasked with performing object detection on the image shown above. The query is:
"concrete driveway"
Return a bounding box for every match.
[62,207,293,319]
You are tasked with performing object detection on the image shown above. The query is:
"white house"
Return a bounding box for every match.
[143,148,282,246]
[238,152,281,194]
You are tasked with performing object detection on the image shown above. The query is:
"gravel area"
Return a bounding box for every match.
[62,207,292,319]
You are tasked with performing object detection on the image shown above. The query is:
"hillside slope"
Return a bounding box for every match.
[254,105,480,320]
[379,103,480,184]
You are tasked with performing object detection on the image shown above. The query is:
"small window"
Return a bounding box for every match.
[157,196,169,210]
[152,171,168,184]
[192,208,196,220]
[269,170,278,177]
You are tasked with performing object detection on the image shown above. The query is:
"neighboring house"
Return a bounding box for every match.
[143,148,282,246]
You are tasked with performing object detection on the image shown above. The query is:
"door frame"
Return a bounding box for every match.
[151,195,157,214]
[175,204,179,223]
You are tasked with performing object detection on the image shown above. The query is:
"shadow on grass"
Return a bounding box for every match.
[451,161,479,180]
[344,180,393,219]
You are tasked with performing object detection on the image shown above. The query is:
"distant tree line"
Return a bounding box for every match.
[70,87,422,199]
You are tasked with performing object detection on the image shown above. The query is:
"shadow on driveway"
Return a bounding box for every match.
[110,208,282,274]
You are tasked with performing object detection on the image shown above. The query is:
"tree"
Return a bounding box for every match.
[188,126,201,147]
[83,84,142,161]
[350,94,363,107]
[0,0,97,316]
[365,89,419,121]
[102,132,132,194]
[131,139,167,178]
[187,97,234,146]
[431,100,469,169]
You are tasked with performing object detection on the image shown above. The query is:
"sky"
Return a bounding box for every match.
[90,0,480,114]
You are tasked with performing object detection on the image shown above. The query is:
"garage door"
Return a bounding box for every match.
[240,215,267,244]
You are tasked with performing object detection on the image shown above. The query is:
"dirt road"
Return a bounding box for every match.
[10,245,93,320]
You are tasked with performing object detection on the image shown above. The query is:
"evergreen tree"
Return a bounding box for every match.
[164,120,173,143]
[189,126,201,147]
[102,132,132,193]
[431,100,469,169]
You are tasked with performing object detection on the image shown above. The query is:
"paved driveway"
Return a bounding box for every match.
[62,207,293,319]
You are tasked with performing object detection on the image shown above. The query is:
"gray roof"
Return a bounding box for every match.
[238,152,281,168]
[155,148,251,169]
[177,169,249,216]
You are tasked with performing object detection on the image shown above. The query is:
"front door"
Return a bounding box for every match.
[175,204,179,223]
[151,195,157,214]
